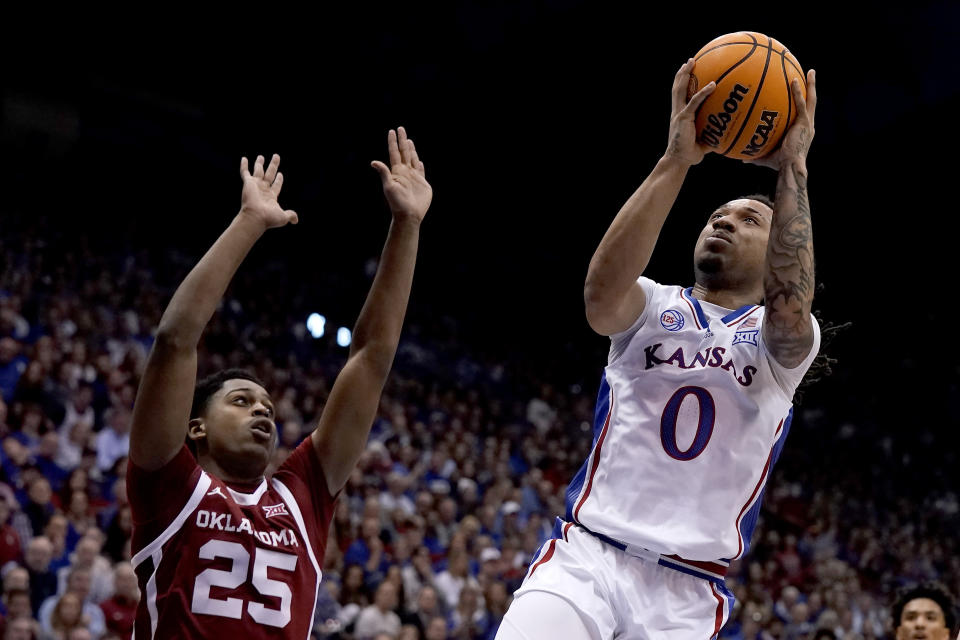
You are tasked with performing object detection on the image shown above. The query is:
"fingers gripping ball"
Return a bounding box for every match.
[688,32,805,160]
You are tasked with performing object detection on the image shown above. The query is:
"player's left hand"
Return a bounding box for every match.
[745,69,816,170]
[371,127,432,223]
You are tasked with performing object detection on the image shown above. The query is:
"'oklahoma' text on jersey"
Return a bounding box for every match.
[128,436,336,639]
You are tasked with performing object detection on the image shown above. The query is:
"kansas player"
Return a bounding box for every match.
[127,128,432,638]
[497,61,820,639]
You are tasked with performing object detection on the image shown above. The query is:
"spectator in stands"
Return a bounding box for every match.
[24,537,56,615]
[338,563,369,633]
[95,478,125,535]
[32,437,64,497]
[61,493,92,552]
[37,567,104,638]
[354,580,402,640]
[450,584,488,639]
[0,399,8,440]
[381,472,415,517]
[434,548,480,611]
[483,580,510,639]
[401,545,436,606]
[57,537,111,605]
[423,615,448,640]
[345,516,389,586]
[0,340,26,405]
[0,499,21,568]
[0,586,32,633]
[101,505,130,563]
[402,584,445,638]
[98,562,137,640]
[43,591,87,640]
[1,567,30,602]
[21,479,54,539]
[94,409,128,475]
[54,391,93,474]
[4,616,39,640]
[42,516,71,574]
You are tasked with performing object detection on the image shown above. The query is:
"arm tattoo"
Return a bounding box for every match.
[669,132,683,156]
[765,160,815,366]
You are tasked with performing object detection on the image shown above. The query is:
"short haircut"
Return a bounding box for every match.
[190,368,265,420]
[737,193,775,210]
[892,582,957,631]
[187,369,265,456]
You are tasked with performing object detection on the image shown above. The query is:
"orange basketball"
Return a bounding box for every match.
[688,32,805,160]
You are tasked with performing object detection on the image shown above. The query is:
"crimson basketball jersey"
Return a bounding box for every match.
[128,436,337,639]
[565,277,820,567]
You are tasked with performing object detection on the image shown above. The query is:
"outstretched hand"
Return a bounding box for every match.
[239,154,299,229]
[745,69,816,170]
[371,127,432,223]
[664,58,716,166]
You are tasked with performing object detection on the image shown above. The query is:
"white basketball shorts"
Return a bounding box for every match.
[497,519,735,640]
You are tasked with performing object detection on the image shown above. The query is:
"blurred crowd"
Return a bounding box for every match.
[0,215,957,640]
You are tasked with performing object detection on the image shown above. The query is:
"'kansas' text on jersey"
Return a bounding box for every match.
[565,278,820,562]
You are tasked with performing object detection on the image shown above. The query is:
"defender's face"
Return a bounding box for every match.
[693,199,772,285]
[896,598,951,640]
[194,379,277,474]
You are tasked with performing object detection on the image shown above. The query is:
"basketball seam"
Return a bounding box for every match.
[720,35,774,156]
[696,42,803,76]
[694,31,758,62]
[712,43,758,87]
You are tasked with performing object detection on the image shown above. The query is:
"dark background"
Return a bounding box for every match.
[2,3,958,428]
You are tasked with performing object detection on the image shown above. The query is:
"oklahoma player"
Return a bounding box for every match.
[128,127,431,638]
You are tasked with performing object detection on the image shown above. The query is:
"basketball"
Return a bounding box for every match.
[687,32,805,160]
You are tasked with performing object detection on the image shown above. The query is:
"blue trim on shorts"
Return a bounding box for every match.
[571,520,728,585]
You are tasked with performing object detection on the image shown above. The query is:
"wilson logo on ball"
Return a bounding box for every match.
[699,84,749,148]
[742,110,779,157]
[688,31,805,160]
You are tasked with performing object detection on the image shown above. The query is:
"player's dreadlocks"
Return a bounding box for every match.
[739,194,850,405]
[793,300,850,405]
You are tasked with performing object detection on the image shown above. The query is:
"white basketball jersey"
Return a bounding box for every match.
[565,277,820,563]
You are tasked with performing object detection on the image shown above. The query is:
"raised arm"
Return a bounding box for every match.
[311,127,431,495]
[761,70,817,367]
[583,59,716,336]
[130,155,298,471]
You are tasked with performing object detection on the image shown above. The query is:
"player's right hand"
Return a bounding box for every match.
[664,58,716,167]
[239,154,299,230]
[371,127,432,224]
